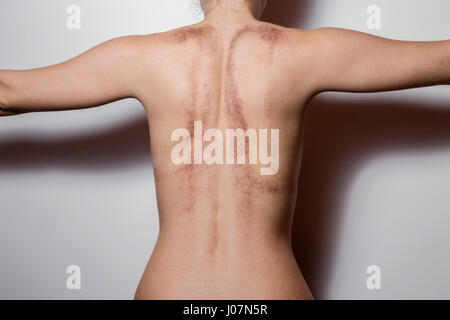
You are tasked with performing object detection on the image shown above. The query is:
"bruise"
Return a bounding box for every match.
[256,25,284,43]
[185,89,198,138]
[171,25,214,43]
[225,27,252,130]
[254,180,289,194]
[256,25,285,62]
[169,36,217,215]
[173,77,200,214]
[165,23,288,219]
[225,25,285,128]
[225,27,254,221]
[225,25,287,218]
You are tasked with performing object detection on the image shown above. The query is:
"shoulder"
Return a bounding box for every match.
[101,31,178,69]
[165,23,215,43]
[278,27,371,71]
[136,22,217,48]
[294,27,380,57]
[284,27,366,51]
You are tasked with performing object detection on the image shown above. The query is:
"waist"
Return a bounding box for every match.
[135,233,313,299]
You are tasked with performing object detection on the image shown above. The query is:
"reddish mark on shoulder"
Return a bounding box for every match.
[256,25,284,42]
[255,25,285,60]
[171,25,214,43]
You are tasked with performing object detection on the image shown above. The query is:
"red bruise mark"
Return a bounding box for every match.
[257,25,284,43]
[165,23,288,217]
[255,180,290,194]
[224,25,288,215]
[171,25,214,43]
[225,27,251,131]
[255,25,285,61]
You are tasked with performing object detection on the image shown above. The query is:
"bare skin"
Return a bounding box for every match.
[0,0,449,299]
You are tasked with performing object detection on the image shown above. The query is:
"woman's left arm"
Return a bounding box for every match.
[309,27,450,94]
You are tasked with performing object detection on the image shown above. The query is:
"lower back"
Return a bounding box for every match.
[135,231,313,299]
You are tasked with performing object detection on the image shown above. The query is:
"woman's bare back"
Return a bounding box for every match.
[134,21,314,299]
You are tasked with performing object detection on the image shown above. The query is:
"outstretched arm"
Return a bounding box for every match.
[309,27,450,93]
[0,35,146,116]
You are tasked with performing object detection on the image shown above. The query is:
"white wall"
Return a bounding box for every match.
[0,0,449,299]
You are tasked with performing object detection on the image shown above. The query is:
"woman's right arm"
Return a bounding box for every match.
[0,80,14,116]
[0,35,147,117]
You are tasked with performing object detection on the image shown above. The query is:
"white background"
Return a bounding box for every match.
[0,0,449,299]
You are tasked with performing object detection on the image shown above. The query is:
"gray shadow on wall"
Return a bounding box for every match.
[293,95,450,298]
[0,112,150,171]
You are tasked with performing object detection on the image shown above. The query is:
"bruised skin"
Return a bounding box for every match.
[226,25,288,219]
[136,22,313,299]
[171,25,215,44]
[168,25,217,215]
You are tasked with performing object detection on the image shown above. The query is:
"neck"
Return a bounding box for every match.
[201,0,263,25]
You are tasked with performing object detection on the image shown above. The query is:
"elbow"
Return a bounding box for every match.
[0,94,8,114]
[0,91,9,115]
[443,64,450,85]
[0,80,14,115]
[0,103,16,116]
[0,85,15,116]
[0,75,22,116]
[442,41,450,85]
[0,96,7,112]
[0,79,8,111]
